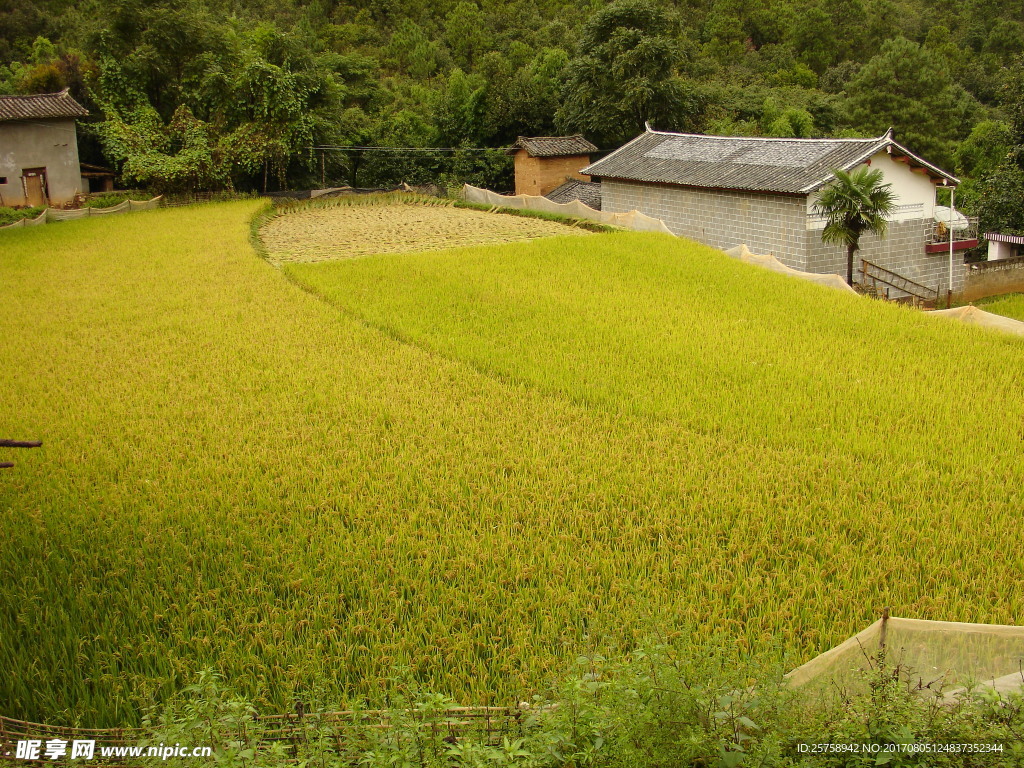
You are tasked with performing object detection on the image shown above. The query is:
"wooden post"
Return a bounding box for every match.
[321,150,326,188]
[879,606,890,652]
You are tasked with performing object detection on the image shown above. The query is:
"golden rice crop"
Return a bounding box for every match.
[2,201,1023,731]
[260,196,589,264]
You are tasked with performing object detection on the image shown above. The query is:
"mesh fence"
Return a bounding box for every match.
[787,616,1024,698]
[723,244,856,293]
[462,184,675,235]
[0,197,162,230]
[928,305,1024,336]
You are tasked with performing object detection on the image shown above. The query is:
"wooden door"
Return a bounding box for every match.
[22,169,48,207]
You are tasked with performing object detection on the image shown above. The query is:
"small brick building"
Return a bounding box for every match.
[0,90,89,208]
[509,135,598,196]
[583,127,971,296]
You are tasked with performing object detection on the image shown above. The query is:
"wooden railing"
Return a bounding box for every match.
[860,259,939,308]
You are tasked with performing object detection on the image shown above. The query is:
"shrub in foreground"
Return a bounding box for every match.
[136,640,1024,767]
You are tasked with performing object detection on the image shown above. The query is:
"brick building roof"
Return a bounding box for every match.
[582,127,957,195]
[0,89,89,122]
[545,179,602,210]
[509,135,598,158]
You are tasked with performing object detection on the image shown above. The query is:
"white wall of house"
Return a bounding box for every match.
[806,151,939,228]
[988,240,1020,260]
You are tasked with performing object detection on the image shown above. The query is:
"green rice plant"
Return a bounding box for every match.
[2,201,1024,731]
[976,292,1024,321]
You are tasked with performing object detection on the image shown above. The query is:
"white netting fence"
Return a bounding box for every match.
[723,244,856,293]
[464,186,1024,337]
[787,616,1024,699]
[928,305,1024,336]
[462,184,676,235]
[0,196,162,230]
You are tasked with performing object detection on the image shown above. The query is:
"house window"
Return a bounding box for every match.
[0,177,7,184]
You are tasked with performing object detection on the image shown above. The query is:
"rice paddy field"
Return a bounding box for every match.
[978,292,1024,321]
[260,197,590,264]
[2,199,1024,729]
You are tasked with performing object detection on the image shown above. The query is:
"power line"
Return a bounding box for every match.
[310,145,507,153]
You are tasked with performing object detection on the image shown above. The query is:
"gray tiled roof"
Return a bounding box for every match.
[581,129,956,195]
[510,135,598,157]
[545,179,602,210]
[0,89,89,122]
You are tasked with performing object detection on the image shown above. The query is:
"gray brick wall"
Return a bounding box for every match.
[806,220,966,297]
[602,180,809,269]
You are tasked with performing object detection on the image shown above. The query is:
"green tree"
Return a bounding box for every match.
[444,2,488,72]
[433,68,487,146]
[791,6,837,74]
[813,166,897,286]
[977,59,1024,235]
[977,165,1024,235]
[556,0,700,146]
[956,120,1012,180]
[845,37,975,170]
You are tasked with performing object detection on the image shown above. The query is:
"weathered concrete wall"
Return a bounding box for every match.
[963,255,1024,302]
[514,151,591,196]
[0,118,82,206]
[806,218,966,296]
[601,179,810,269]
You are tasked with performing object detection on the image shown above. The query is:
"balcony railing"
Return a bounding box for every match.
[927,216,978,245]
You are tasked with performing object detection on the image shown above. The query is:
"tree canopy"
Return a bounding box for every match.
[554,0,700,146]
[977,59,1024,235]
[0,0,1021,200]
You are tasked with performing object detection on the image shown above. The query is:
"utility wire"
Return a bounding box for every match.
[310,145,507,153]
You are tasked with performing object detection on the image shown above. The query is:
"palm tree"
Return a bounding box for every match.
[813,166,897,286]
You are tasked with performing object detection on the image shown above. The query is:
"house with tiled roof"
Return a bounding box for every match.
[507,135,598,197]
[583,126,975,298]
[544,178,602,210]
[0,89,89,208]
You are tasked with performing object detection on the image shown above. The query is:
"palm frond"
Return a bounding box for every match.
[813,165,896,248]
